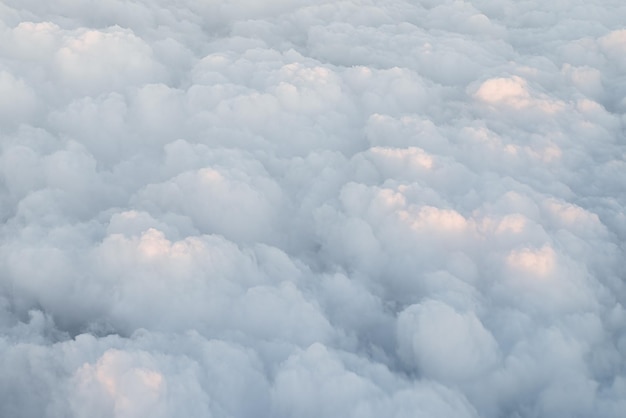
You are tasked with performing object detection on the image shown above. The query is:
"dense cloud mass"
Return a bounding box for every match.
[1,0,625,416]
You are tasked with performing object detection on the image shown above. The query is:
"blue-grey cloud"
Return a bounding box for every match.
[1,1,625,417]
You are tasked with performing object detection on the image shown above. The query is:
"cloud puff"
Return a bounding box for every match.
[1,0,626,417]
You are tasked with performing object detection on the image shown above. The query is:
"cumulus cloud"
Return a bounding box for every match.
[1,0,626,417]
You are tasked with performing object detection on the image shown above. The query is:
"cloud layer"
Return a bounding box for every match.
[1,1,625,417]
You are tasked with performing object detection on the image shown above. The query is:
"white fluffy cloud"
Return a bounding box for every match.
[1,1,626,417]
